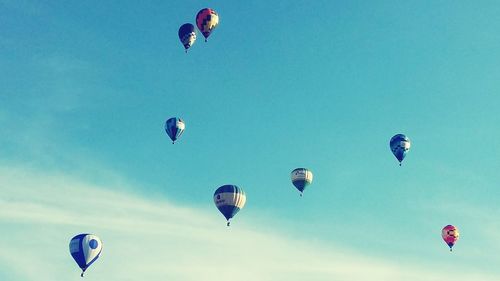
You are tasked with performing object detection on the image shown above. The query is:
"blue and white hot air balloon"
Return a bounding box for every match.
[178,23,196,53]
[69,234,103,277]
[291,168,313,196]
[390,134,411,166]
[165,117,185,144]
[214,185,246,226]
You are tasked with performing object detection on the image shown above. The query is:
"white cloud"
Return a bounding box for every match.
[0,165,499,281]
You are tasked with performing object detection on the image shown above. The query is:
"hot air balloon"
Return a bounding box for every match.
[178,23,196,53]
[69,234,103,277]
[165,117,185,144]
[442,225,459,251]
[291,168,313,196]
[214,185,246,226]
[390,134,411,166]
[196,8,219,42]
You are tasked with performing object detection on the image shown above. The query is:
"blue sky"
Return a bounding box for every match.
[1,1,500,280]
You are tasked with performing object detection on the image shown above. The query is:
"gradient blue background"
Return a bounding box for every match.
[1,1,500,280]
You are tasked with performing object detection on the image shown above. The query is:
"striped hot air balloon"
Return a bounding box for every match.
[69,234,103,277]
[165,117,185,144]
[196,8,219,41]
[214,185,246,226]
[291,168,313,196]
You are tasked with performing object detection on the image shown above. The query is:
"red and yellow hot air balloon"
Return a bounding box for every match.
[196,8,219,42]
[442,225,459,251]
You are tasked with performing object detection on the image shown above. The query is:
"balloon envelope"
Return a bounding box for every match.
[178,23,196,52]
[291,168,313,194]
[196,8,219,41]
[390,134,411,164]
[214,185,246,224]
[442,225,459,250]
[69,234,103,276]
[165,117,185,143]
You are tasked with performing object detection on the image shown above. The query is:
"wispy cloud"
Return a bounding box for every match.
[0,54,116,168]
[1,165,499,281]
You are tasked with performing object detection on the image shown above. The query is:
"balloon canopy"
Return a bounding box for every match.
[178,23,197,52]
[390,134,411,165]
[196,8,219,41]
[291,168,313,195]
[165,117,185,144]
[214,184,246,226]
[442,225,459,251]
[69,234,103,277]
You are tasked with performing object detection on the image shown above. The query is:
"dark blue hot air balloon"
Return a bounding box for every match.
[390,134,411,165]
[178,23,196,53]
[165,117,185,144]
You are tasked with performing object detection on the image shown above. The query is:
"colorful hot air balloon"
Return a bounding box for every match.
[214,185,246,226]
[390,134,411,166]
[178,23,196,53]
[196,8,219,42]
[442,225,459,251]
[69,234,103,277]
[291,168,313,196]
[165,117,185,144]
